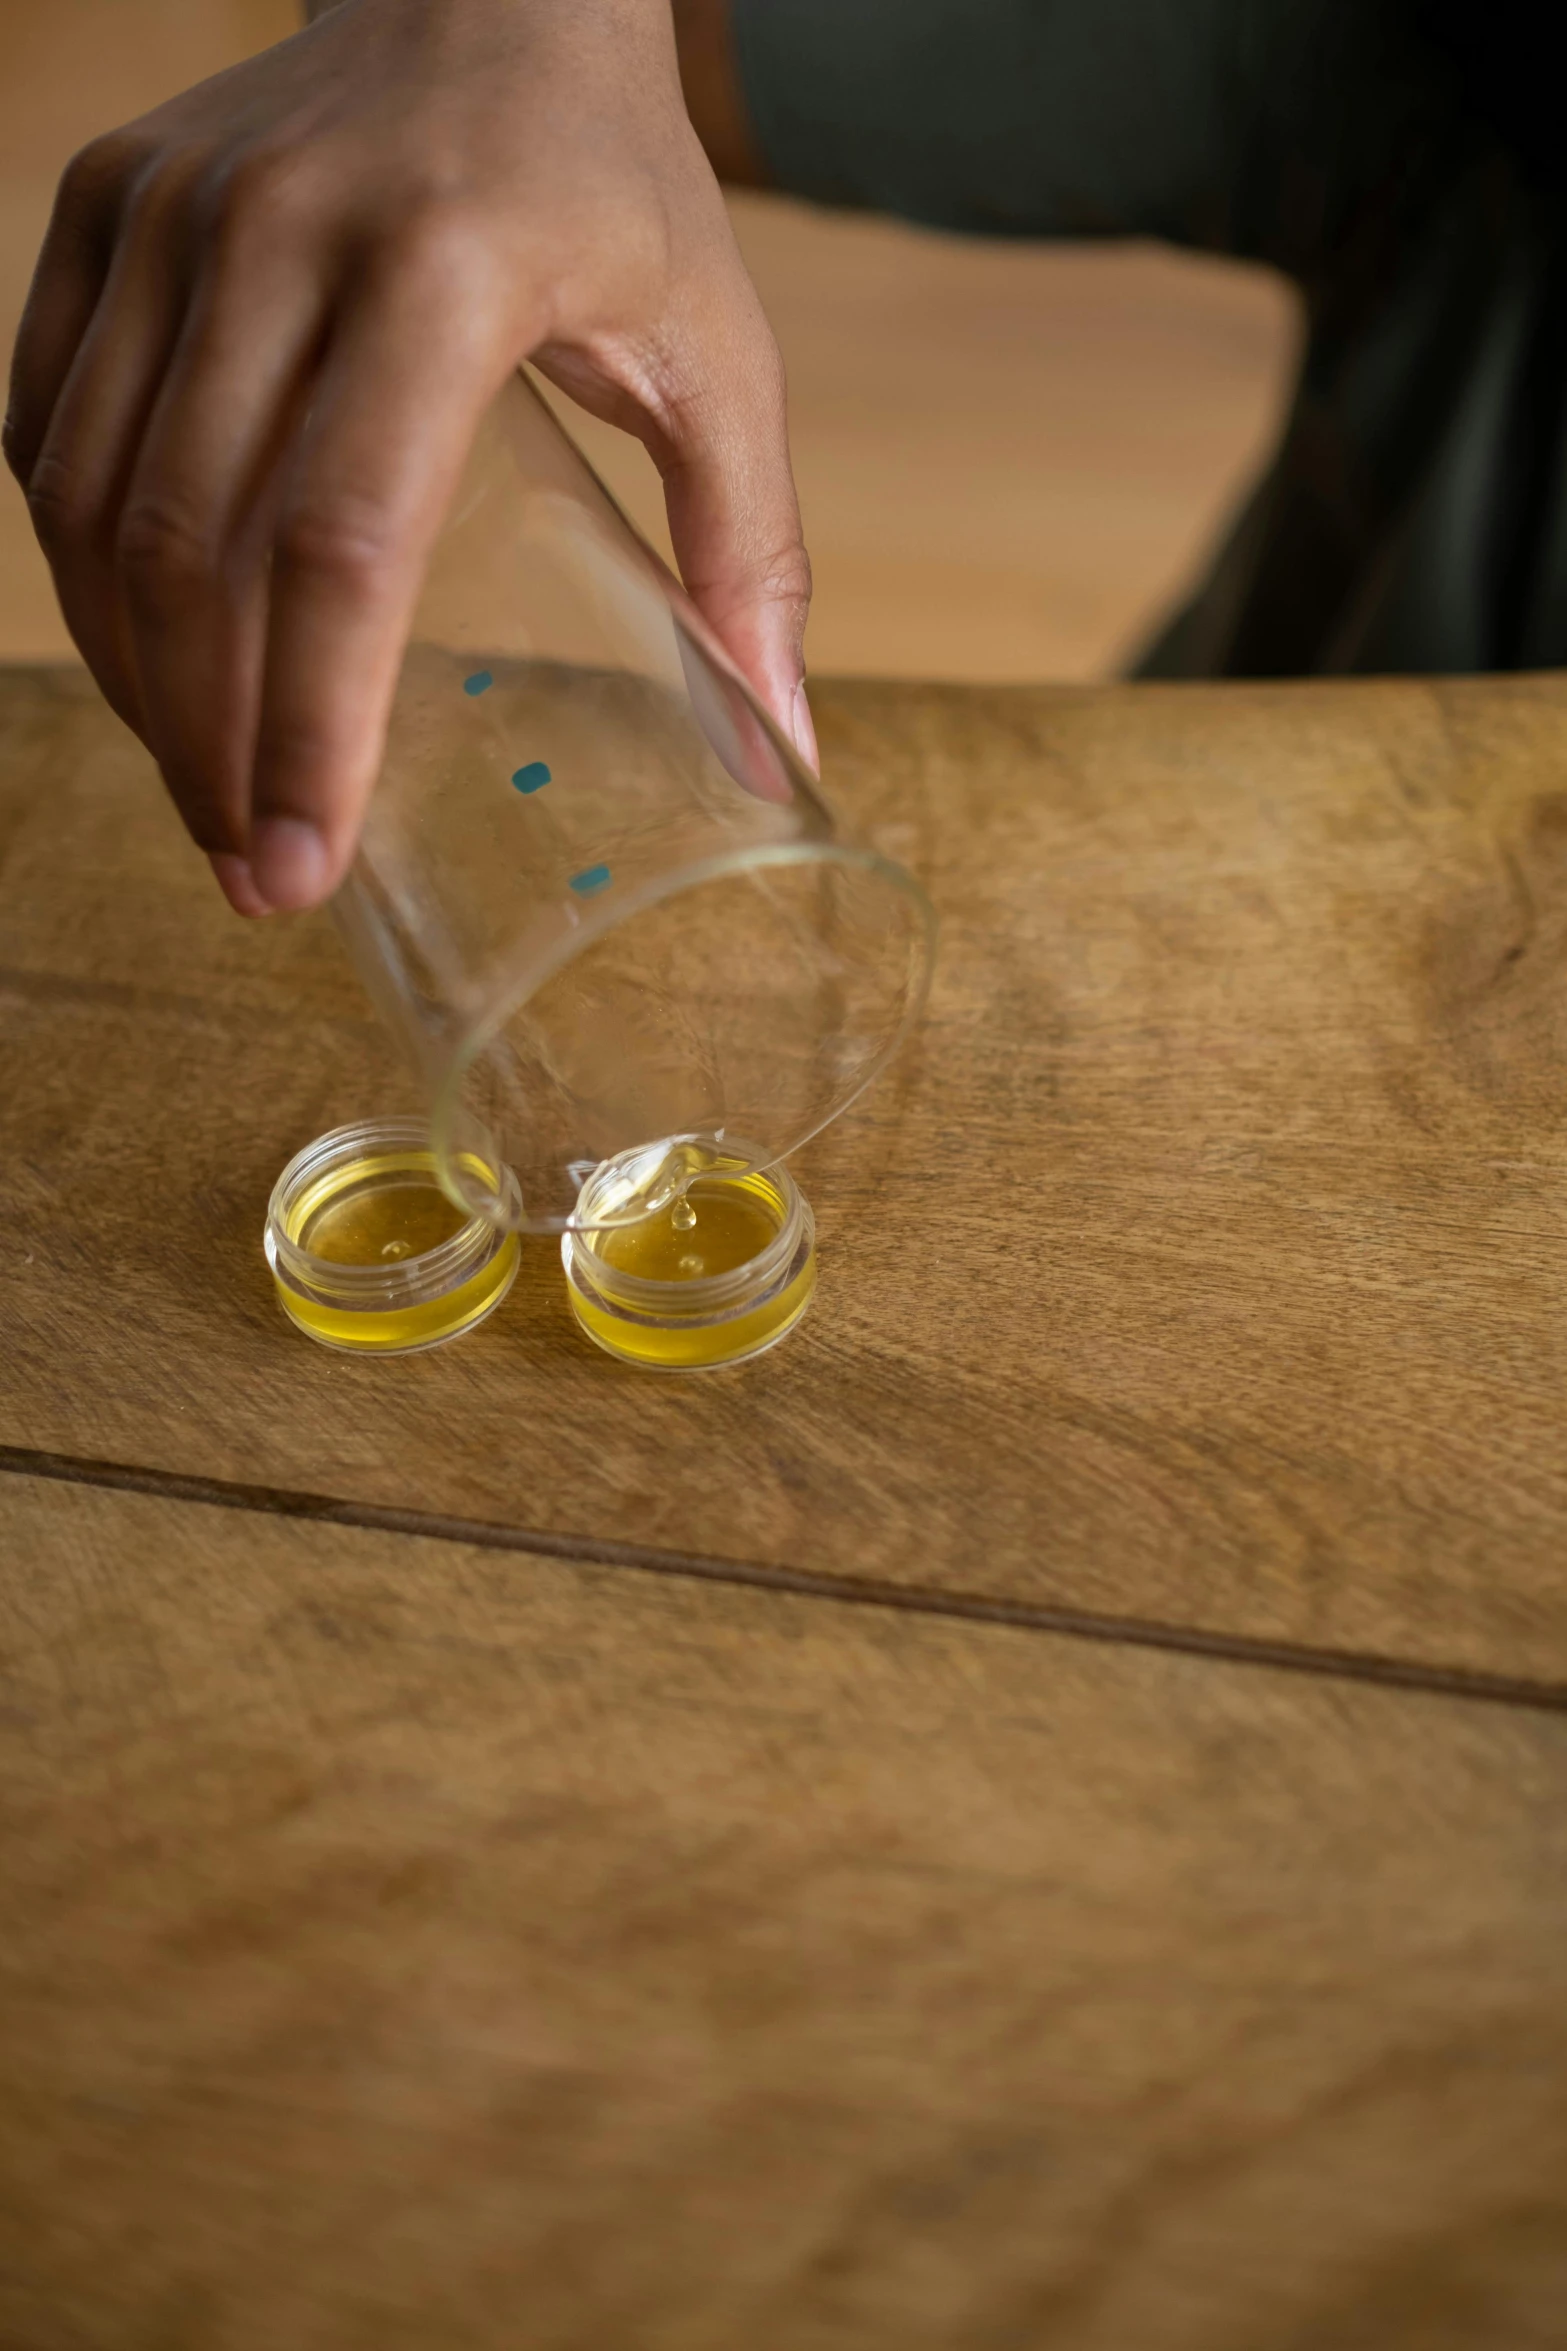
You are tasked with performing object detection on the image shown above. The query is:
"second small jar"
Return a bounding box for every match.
[562,1142,816,1371]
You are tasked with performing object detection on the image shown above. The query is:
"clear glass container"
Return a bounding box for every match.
[264,1119,520,1353]
[562,1140,815,1370]
[334,369,936,1238]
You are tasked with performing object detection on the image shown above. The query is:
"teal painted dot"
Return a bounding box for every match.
[512,761,552,794]
[569,864,612,897]
[463,670,494,696]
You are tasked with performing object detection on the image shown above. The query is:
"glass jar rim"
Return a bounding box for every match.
[428,840,936,1235]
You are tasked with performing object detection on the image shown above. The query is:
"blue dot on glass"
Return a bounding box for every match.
[512,761,552,794]
[463,669,494,696]
[569,864,612,897]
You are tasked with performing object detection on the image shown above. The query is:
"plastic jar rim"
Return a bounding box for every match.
[563,1145,809,1319]
[266,1117,516,1306]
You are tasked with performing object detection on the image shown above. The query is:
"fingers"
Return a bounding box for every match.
[116,164,328,860]
[16,125,526,916]
[248,224,523,909]
[3,135,127,487]
[6,138,151,733]
[18,159,202,737]
[208,850,275,918]
[649,273,816,770]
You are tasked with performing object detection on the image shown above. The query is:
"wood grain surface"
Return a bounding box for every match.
[7,662,1567,2349]
[7,667,1567,1692]
[5,1469,1567,2351]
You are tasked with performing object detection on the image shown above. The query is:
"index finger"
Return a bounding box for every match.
[249,226,526,911]
[3,136,125,487]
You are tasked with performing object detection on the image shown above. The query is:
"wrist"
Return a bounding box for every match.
[672,0,764,184]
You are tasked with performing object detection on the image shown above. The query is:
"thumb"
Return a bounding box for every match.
[649,291,817,772]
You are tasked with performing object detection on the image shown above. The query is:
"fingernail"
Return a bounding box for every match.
[250,816,331,911]
[208,852,274,919]
[791,680,819,775]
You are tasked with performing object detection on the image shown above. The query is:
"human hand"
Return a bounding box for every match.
[4,0,812,915]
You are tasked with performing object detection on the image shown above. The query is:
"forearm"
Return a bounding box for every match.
[671,0,765,184]
[304,0,763,182]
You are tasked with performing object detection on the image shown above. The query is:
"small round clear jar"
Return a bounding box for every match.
[562,1142,816,1371]
[265,1118,520,1354]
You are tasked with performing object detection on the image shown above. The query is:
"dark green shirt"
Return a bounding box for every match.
[732,0,1567,676]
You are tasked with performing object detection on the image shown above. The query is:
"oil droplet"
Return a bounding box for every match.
[671,1197,697,1231]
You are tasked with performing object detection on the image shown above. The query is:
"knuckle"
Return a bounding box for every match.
[380,198,491,296]
[1,410,27,486]
[761,540,813,612]
[116,492,216,596]
[276,498,397,599]
[58,129,143,218]
[204,144,318,254]
[121,148,207,238]
[25,452,92,554]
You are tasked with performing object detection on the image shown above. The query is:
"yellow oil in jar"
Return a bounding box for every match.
[302,1165,470,1266]
[566,1164,815,1371]
[596,1178,779,1282]
[268,1136,520,1353]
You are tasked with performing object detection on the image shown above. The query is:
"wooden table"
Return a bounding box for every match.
[4,663,1567,2347]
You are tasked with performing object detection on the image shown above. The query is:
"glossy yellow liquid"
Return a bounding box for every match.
[596,1180,780,1282]
[271,1147,519,1353]
[302,1167,470,1264]
[568,1170,815,1370]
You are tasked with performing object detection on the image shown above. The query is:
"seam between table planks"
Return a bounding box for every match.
[4,1442,1566,1720]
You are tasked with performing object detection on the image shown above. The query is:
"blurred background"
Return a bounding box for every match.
[0,0,1300,683]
